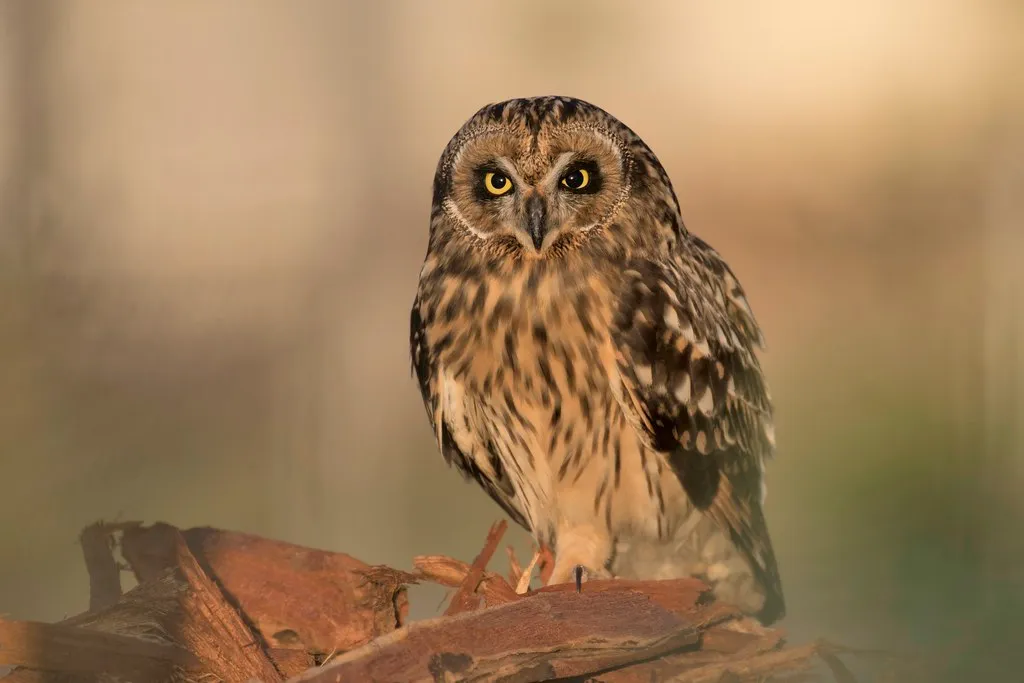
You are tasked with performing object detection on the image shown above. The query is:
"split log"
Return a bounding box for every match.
[117,522,412,653]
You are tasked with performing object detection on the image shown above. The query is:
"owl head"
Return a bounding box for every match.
[429,96,685,264]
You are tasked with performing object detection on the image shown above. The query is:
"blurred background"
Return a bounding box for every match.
[1,0,1022,680]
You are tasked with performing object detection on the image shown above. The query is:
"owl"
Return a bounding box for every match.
[409,96,785,624]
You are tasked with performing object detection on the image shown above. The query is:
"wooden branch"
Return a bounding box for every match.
[290,587,703,683]
[443,520,507,615]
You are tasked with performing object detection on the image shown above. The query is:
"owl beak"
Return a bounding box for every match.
[525,193,548,250]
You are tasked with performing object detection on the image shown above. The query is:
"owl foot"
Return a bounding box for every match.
[570,564,611,591]
[548,560,607,591]
[547,527,613,589]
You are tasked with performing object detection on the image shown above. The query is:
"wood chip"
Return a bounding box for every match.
[443,520,507,616]
[413,555,519,607]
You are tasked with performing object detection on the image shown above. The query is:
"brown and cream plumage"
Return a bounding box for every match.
[410,96,785,624]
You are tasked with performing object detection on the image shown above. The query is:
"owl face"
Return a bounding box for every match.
[442,126,631,254]
[430,97,684,263]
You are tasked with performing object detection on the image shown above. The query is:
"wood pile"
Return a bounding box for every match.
[0,520,889,682]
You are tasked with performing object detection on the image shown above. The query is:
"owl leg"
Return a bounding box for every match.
[546,524,613,588]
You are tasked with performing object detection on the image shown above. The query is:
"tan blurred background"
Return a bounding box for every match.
[1,0,1022,679]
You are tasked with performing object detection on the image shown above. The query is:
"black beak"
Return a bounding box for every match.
[525,193,547,250]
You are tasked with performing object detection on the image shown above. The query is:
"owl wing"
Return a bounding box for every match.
[609,250,784,621]
[410,298,531,531]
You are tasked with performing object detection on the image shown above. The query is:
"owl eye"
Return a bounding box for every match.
[561,167,591,191]
[483,171,513,196]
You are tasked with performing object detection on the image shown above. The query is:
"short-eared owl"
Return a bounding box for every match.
[410,96,784,624]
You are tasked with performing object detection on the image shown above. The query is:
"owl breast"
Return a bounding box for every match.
[425,260,685,546]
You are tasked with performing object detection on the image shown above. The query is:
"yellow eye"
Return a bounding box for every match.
[484,171,513,196]
[561,167,590,191]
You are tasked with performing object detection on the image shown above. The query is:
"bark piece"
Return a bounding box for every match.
[119,522,410,653]
[165,531,283,682]
[289,588,702,683]
[443,520,507,616]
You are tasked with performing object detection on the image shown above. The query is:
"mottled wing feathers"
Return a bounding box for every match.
[610,255,784,621]
[688,234,767,351]
[410,298,530,530]
[610,258,773,455]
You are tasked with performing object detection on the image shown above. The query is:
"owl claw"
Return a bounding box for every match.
[574,564,586,592]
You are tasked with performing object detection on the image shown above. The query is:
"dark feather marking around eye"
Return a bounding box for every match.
[560,159,603,195]
[473,165,513,202]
